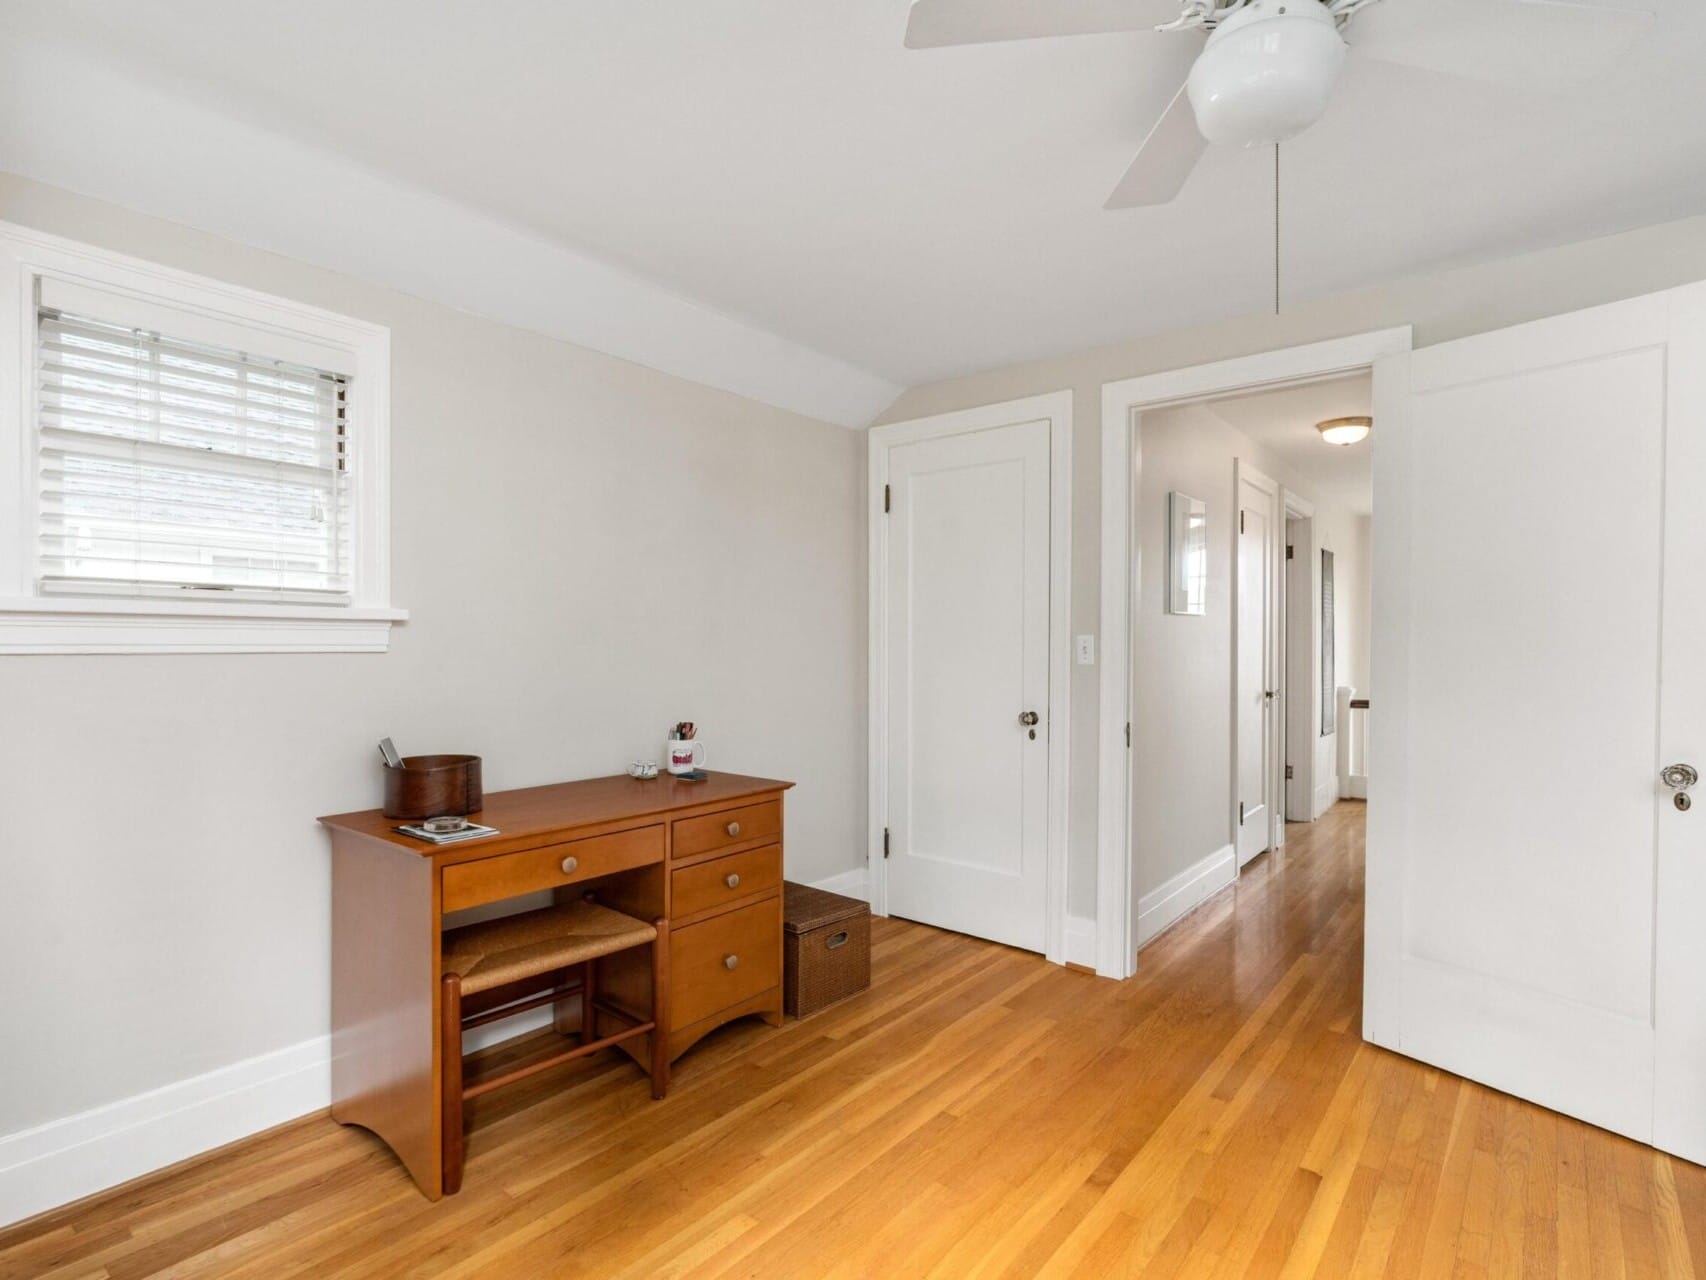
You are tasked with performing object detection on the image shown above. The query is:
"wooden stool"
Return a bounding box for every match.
[439,896,669,1194]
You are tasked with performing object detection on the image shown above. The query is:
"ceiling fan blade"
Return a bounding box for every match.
[1344,0,1656,90]
[1105,82,1206,209]
[904,0,1182,48]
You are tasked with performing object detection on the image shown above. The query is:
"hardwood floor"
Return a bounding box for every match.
[5,802,1703,1278]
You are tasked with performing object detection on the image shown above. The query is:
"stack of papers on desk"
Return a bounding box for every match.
[393,821,500,845]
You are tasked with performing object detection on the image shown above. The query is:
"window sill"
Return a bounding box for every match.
[0,597,409,654]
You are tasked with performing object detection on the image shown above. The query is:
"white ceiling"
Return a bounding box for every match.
[1203,374,1373,515]
[3,1,1705,421]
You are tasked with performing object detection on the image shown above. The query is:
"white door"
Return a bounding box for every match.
[1368,285,1706,1164]
[883,417,1052,952]
[1235,467,1277,866]
[1284,517,1314,822]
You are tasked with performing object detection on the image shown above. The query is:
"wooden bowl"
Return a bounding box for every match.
[382,754,483,819]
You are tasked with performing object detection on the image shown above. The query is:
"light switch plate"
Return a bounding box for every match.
[1075,634,1095,666]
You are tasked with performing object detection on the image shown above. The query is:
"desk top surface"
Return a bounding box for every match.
[319,770,793,856]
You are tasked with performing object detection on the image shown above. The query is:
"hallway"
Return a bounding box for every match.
[3,802,1702,1277]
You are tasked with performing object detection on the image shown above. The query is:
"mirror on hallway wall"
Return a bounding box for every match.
[1167,491,1208,616]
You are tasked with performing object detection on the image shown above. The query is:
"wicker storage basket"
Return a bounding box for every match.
[783,881,871,1018]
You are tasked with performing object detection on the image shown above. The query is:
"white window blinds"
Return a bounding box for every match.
[35,303,351,602]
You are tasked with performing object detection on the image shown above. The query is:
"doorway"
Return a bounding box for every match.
[1095,329,1407,979]
[867,392,1072,962]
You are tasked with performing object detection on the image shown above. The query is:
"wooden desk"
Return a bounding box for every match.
[319,770,793,1199]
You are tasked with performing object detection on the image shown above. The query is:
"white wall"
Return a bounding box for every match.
[876,211,1706,918]
[0,174,866,1211]
[1132,402,1368,898]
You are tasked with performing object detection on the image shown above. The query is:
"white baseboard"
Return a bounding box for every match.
[0,1002,588,1232]
[1341,775,1368,800]
[0,1036,331,1230]
[1313,778,1337,819]
[809,867,869,901]
[2,866,877,1230]
[1064,915,1096,969]
[1136,843,1237,950]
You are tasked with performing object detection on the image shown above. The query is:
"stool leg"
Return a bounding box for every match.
[441,972,465,1196]
[650,917,670,1100]
[580,959,597,1045]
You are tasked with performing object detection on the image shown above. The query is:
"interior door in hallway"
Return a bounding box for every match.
[1368,284,1706,1165]
[1235,465,1279,867]
[883,416,1052,952]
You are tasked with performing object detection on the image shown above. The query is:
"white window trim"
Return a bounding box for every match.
[0,221,404,654]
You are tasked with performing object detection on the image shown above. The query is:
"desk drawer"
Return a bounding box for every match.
[672,845,781,921]
[442,824,663,912]
[670,897,781,1030]
[673,799,781,860]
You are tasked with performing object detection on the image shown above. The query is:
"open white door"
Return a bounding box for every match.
[1367,284,1706,1164]
[876,406,1060,955]
[1284,514,1315,823]
[1234,463,1279,866]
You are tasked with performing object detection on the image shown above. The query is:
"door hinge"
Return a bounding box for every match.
[1285,764,1294,780]
[1125,721,1131,749]
[1286,544,1294,560]
[1240,509,1245,534]
[883,827,890,858]
[1239,801,1245,824]
[883,484,891,514]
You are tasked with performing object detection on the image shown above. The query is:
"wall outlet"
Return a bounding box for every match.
[1075,634,1095,666]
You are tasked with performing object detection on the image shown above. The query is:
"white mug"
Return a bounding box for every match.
[666,740,706,775]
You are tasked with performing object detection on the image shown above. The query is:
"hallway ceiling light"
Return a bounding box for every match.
[1317,415,1372,446]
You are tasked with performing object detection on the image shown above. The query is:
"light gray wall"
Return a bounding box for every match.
[876,212,1706,917]
[1133,402,1367,896]
[0,174,866,1137]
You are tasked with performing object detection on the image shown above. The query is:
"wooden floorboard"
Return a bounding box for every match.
[3,802,1701,1278]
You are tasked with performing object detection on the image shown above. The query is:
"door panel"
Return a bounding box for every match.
[1654,284,1706,1163]
[1405,350,1663,1019]
[885,418,1051,952]
[1373,286,1706,1164]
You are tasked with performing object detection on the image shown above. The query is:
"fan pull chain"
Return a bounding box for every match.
[1274,143,1281,316]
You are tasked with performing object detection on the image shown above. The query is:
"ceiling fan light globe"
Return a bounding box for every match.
[1187,1,1346,149]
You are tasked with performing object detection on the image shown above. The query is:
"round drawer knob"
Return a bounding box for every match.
[726,821,742,838]
[725,872,741,889]
[559,855,579,875]
[723,954,739,971]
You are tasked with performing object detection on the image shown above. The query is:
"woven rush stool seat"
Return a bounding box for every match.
[438,893,668,1195]
[442,900,658,995]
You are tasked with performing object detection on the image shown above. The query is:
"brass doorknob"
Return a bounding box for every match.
[1019,711,1040,726]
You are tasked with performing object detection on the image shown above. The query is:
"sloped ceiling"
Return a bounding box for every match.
[2,0,1704,425]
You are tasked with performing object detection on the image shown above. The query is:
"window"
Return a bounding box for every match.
[0,222,402,652]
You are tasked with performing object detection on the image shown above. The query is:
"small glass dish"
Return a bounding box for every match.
[422,815,470,835]
[628,761,659,779]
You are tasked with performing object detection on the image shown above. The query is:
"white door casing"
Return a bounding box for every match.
[1365,284,1706,1164]
[1097,328,1414,979]
[1234,461,1280,867]
[868,392,1072,964]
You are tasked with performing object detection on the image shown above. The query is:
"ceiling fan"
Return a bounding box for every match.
[904,0,1656,209]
